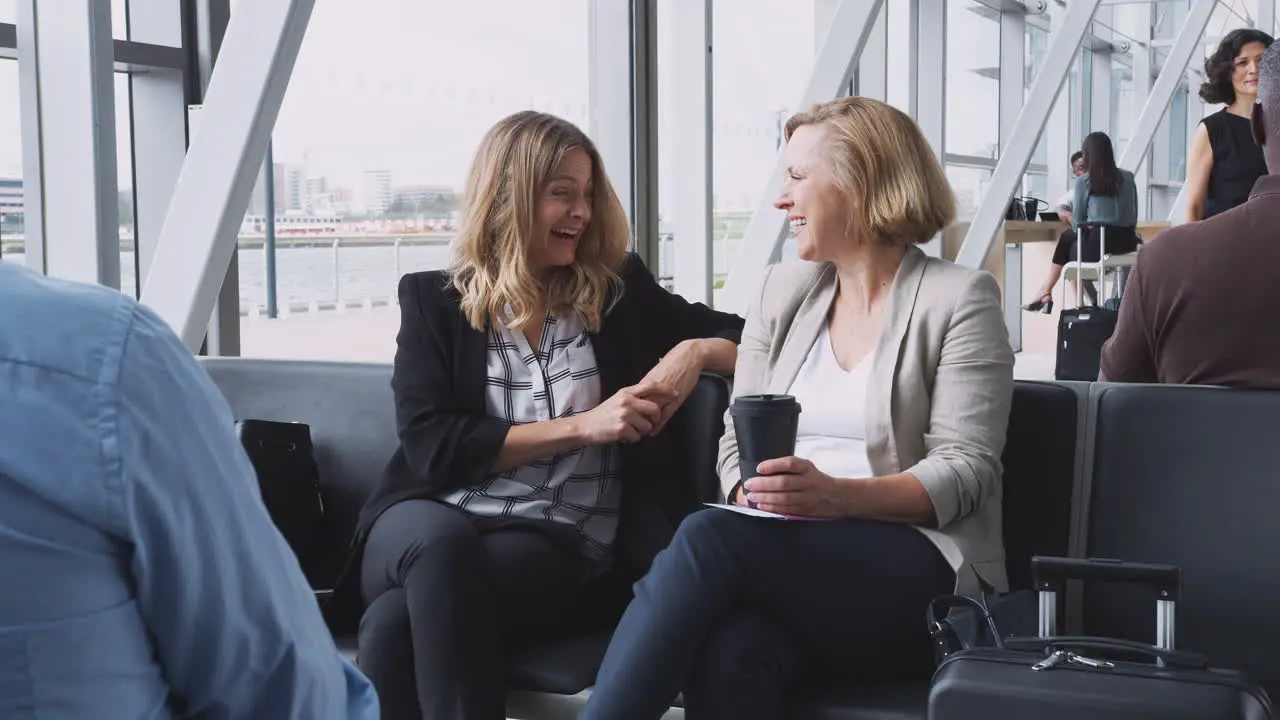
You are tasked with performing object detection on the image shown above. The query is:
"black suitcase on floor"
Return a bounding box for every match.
[1055,225,1118,381]
[928,556,1272,719]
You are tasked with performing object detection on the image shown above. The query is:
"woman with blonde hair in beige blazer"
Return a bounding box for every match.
[581,96,1015,719]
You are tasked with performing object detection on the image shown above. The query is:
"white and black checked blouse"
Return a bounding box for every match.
[434,310,620,560]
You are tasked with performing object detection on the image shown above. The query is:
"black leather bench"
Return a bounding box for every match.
[201,359,1081,718]
[1082,383,1280,697]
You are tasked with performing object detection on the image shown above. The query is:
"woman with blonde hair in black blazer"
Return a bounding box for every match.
[342,110,743,720]
[582,96,1015,719]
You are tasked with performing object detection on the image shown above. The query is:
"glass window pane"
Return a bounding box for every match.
[699,0,816,293]
[0,1,130,39]
[241,0,590,361]
[0,60,20,266]
[946,2,1000,159]
[947,164,992,221]
[116,72,136,298]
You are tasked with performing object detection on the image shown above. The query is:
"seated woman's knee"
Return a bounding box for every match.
[669,507,745,553]
[370,499,482,568]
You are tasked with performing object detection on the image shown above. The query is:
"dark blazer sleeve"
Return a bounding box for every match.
[390,273,510,494]
[619,253,745,349]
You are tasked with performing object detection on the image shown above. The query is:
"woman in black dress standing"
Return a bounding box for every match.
[1185,29,1273,221]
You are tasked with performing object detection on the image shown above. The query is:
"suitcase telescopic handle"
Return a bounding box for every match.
[1030,556,1181,650]
[1031,556,1181,598]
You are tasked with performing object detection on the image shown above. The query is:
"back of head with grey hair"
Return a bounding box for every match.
[1253,41,1280,171]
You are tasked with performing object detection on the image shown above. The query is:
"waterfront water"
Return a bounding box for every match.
[2,236,746,313]
[3,243,453,312]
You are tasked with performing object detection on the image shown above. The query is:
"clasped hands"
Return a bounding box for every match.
[576,340,705,445]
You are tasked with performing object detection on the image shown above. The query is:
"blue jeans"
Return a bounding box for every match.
[580,509,956,720]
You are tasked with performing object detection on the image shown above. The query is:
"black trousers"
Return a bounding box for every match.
[1051,225,1139,266]
[358,499,629,720]
[580,509,957,720]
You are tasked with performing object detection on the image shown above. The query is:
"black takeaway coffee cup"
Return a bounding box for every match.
[729,394,802,509]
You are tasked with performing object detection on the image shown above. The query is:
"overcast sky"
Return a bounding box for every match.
[0,0,1261,214]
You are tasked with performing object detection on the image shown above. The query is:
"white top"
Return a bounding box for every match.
[1055,188,1074,212]
[786,325,874,480]
[435,309,620,561]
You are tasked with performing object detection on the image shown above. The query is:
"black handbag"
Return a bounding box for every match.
[928,556,1272,719]
[927,573,1039,664]
[235,419,327,583]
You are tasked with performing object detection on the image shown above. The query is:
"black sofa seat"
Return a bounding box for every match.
[202,360,1081,720]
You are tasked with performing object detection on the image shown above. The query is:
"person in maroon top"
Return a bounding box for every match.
[1099,41,1280,389]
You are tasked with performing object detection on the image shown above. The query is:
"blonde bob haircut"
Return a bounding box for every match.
[449,111,631,333]
[785,96,956,246]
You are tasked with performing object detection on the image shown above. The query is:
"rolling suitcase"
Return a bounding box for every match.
[928,556,1272,719]
[1055,224,1118,381]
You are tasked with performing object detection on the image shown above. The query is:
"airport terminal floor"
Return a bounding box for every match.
[4,0,1280,718]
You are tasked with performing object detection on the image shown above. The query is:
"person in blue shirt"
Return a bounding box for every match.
[0,262,379,720]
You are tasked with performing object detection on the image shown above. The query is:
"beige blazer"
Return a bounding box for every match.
[717,246,1015,596]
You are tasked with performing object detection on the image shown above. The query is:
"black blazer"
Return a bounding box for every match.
[354,254,743,575]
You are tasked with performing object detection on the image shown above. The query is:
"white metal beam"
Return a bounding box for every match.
[1000,7,1028,351]
[127,0,186,289]
[16,0,121,287]
[911,0,947,257]
[720,0,885,315]
[1121,0,1153,217]
[1118,0,1215,172]
[193,0,240,356]
[140,0,314,351]
[956,0,1101,270]
[670,0,712,304]
[857,3,888,101]
[1090,6,1115,134]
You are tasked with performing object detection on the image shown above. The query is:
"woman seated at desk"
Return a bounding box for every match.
[1025,131,1139,313]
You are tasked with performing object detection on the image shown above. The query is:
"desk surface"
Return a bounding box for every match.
[1003,220,1171,244]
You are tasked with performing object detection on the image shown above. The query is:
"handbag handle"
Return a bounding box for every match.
[926,594,1005,652]
[1004,635,1208,669]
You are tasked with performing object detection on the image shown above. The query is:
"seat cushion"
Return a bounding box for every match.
[1000,381,1079,591]
[506,631,613,695]
[200,358,398,593]
[1088,383,1280,696]
[335,633,359,664]
[792,681,928,720]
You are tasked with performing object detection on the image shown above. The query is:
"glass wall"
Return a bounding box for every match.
[702,0,816,287]
[0,60,20,265]
[116,72,137,298]
[238,0,591,361]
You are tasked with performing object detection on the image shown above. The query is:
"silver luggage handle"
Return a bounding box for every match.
[1069,223,1110,307]
[1031,555,1181,650]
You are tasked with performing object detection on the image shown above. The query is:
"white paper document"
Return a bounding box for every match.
[703,503,790,519]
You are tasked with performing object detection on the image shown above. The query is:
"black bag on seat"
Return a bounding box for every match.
[928,556,1272,719]
[235,419,327,582]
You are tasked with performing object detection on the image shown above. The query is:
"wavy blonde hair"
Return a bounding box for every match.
[449,111,631,332]
[785,96,956,246]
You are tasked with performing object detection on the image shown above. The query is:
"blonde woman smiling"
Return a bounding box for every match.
[336,111,743,720]
[583,97,1015,719]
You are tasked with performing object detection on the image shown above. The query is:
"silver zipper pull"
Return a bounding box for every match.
[1032,650,1067,671]
[1067,652,1115,669]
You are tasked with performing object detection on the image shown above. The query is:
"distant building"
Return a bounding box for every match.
[389,184,456,218]
[0,177,23,215]
[361,170,392,215]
